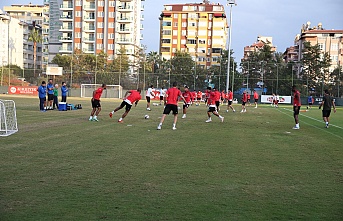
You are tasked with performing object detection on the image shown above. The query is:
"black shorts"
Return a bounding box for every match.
[308,102,313,105]
[48,94,54,101]
[146,96,151,103]
[160,96,164,101]
[208,106,217,113]
[91,99,101,108]
[293,106,300,115]
[120,101,132,112]
[255,99,258,102]
[322,110,331,118]
[242,102,246,106]
[163,104,178,115]
[228,101,232,105]
[183,103,190,109]
[197,97,201,101]
[215,101,220,107]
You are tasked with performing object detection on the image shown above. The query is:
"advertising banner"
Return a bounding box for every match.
[261,95,291,104]
[8,86,38,96]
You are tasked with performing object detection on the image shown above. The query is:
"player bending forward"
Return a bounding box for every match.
[206,88,224,123]
[182,86,193,119]
[109,89,142,123]
[89,84,106,121]
[157,82,186,130]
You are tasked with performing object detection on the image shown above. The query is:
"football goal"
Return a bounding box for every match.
[0,99,18,137]
[80,84,123,98]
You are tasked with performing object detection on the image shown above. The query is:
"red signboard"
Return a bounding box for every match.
[8,86,38,96]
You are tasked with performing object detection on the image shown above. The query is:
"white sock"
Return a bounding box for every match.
[219,115,223,118]
[111,111,114,114]
[173,123,176,128]
[94,116,97,119]
[119,117,123,121]
[89,116,93,120]
[296,123,299,127]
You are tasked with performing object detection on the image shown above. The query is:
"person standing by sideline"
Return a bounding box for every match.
[319,89,336,128]
[61,82,68,102]
[47,79,54,110]
[157,82,186,130]
[307,95,313,109]
[109,89,142,123]
[146,85,155,111]
[226,88,235,112]
[292,85,301,129]
[38,81,47,112]
[89,84,106,122]
[53,84,59,110]
[253,90,259,108]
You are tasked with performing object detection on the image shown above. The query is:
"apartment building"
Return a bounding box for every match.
[294,22,343,73]
[3,4,46,70]
[159,1,228,68]
[242,36,277,60]
[0,11,24,69]
[59,0,144,68]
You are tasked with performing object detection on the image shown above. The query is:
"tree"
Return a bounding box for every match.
[170,51,195,87]
[146,51,160,73]
[301,41,331,95]
[28,28,42,77]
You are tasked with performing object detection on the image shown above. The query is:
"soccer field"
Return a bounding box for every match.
[1,95,342,220]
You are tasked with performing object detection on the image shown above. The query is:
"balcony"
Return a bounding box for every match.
[117,28,132,33]
[117,17,132,22]
[83,16,95,21]
[83,48,95,53]
[84,5,95,11]
[116,38,133,44]
[83,37,95,42]
[83,26,95,32]
[59,36,73,42]
[60,4,73,10]
[59,46,73,53]
[59,25,73,32]
[117,5,133,11]
[44,0,49,5]
[60,14,73,21]
[43,18,49,24]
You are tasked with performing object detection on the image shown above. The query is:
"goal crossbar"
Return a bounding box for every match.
[80,84,123,98]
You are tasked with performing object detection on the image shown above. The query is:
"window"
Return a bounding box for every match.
[173,30,178,36]
[162,39,171,44]
[173,14,178,18]
[172,39,177,44]
[318,43,324,50]
[182,14,187,19]
[331,43,338,51]
[208,31,211,36]
[181,39,186,44]
[181,30,186,36]
[75,22,81,28]
[109,12,115,18]
[75,32,81,38]
[98,11,104,17]
[98,22,104,28]
[163,30,171,35]
[162,21,171,26]
[199,40,206,44]
[98,1,104,6]
[208,39,211,45]
[109,22,114,28]
[108,33,114,39]
[187,39,196,44]
[182,22,187,27]
[173,22,178,27]
[212,57,219,62]
[76,1,81,6]
[199,6,205,11]
[108,44,114,50]
[330,55,338,62]
[97,44,104,49]
[75,11,81,17]
[188,22,196,27]
[109,1,115,7]
[75,43,81,49]
[97,33,104,39]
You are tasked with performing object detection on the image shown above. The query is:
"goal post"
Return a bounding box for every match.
[0,100,18,137]
[80,84,123,98]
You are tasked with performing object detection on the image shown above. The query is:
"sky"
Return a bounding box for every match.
[2,0,342,63]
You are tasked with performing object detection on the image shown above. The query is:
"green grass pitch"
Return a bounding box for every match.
[1,95,342,220]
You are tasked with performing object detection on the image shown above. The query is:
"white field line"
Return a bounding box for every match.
[277,108,343,140]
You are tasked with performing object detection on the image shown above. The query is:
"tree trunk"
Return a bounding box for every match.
[33,42,36,77]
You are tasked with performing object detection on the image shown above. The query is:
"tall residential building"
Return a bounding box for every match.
[0,11,24,68]
[293,22,343,73]
[242,36,277,60]
[3,4,46,70]
[44,0,63,64]
[59,0,144,68]
[159,1,228,68]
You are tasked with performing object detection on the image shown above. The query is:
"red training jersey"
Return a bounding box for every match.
[166,87,182,105]
[293,90,301,107]
[126,90,141,104]
[182,91,193,103]
[197,91,202,99]
[253,92,259,99]
[208,92,216,106]
[228,92,233,101]
[214,91,221,101]
[247,94,251,99]
[205,90,210,99]
[93,87,104,100]
[242,93,247,102]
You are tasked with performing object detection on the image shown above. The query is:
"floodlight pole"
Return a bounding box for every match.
[225,0,236,93]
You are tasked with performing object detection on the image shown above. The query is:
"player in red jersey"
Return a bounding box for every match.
[206,87,224,123]
[89,84,106,121]
[181,86,193,119]
[157,82,186,130]
[220,90,226,105]
[247,93,251,106]
[226,88,235,112]
[253,90,259,108]
[192,90,197,104]
[213,87,221,111]
[204,87,211,105]
[292,85,301,129]
[196,90,202,106]
[109,89,142,123]
[241,91,247,113]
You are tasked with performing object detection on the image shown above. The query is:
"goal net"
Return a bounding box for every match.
[80,84,123,98]
[0,100,18,137]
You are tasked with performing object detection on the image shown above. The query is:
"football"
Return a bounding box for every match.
[144,114,150,119]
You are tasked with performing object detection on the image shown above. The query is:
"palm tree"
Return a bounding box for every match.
[28,28,42,77]
[146,51,160,73]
